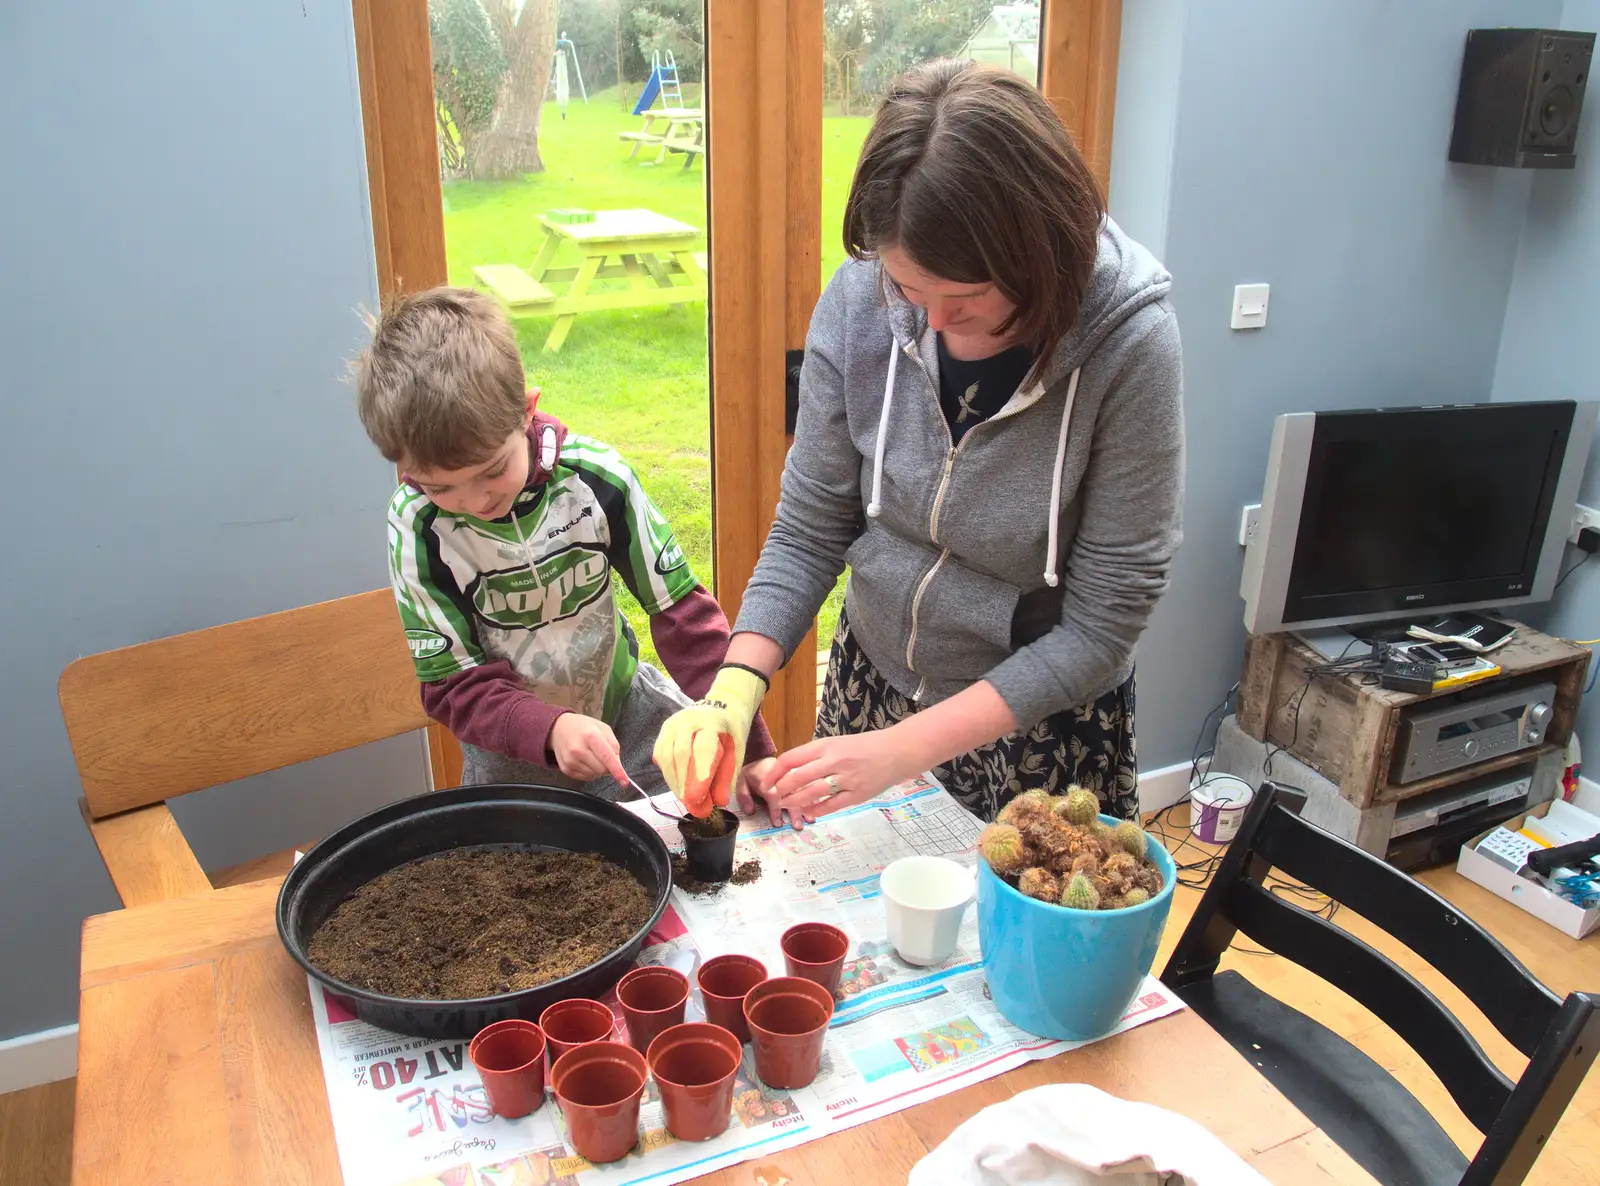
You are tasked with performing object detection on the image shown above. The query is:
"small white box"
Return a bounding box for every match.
[1455,801,1600,939]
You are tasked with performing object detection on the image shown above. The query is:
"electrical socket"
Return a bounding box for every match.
[1573,503,1600,545]
[1239,503,1261,548]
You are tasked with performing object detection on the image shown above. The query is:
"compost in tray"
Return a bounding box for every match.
[306,848,653,1000]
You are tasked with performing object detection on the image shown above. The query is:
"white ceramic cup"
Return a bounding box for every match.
[880,856,976,966]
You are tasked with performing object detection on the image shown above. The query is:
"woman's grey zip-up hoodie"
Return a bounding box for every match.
[735,215,1184,731]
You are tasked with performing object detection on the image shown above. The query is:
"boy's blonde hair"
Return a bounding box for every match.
[355,286,527,471]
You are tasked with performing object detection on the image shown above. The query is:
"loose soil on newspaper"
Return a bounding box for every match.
[671,852,763,895]
[307,849,652,1000]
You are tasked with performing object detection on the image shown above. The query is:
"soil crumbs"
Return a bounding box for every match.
[670,853,763,896]
[307,849,652,1000]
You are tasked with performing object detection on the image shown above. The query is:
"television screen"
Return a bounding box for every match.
[1293,431,1558,597]
[1241,400,1594,635]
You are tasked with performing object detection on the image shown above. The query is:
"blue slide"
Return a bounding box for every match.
[632,68,662,116]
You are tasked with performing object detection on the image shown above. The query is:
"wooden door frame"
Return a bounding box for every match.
[1041,0,1124,197]
[703,0,822,753]
[351,0,461,789]
[347,0,1123,768]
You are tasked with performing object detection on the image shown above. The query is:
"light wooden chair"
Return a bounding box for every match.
[59,590,433,907]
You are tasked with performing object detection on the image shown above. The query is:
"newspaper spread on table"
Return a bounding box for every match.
[307,775,1186,1186]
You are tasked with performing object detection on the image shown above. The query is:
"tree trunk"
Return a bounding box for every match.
[472,0,559,180]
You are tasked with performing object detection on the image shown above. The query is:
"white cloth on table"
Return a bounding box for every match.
[909,1084,1271,1186]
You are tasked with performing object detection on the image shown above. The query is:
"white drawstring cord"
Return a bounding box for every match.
[1043,367,1081,588]
[866,340,900,519]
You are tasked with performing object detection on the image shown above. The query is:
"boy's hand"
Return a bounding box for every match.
[550,713,629,784]
[653,665,768,818]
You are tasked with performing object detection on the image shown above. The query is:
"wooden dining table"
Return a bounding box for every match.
[72,876,1377,1184]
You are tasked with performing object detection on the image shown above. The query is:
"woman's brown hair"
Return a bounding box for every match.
[843,59,1106,365]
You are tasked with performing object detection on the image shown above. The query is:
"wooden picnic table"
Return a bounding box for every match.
[474,208,706,353]
[72,874,1377,1184]
[618,106,704,166]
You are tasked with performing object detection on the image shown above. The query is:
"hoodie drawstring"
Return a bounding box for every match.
[866,340,899,519]
[866,336,1080,590]
[1043,366,1081,588]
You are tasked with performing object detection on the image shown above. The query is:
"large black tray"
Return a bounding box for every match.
[276,783,671,1039]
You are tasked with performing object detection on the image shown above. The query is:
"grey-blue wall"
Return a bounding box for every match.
[1111,0,1564,772]
[1493,0,1600,757]
[1,1,429,1041]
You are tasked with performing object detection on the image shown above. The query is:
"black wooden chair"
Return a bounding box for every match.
[1161,781,1600,1186]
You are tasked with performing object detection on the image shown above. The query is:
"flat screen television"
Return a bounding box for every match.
[1241,401,1596,637]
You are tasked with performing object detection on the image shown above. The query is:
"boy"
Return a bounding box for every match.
[355,286,772,799]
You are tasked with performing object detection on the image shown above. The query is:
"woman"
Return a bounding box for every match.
[654,59,1183,826]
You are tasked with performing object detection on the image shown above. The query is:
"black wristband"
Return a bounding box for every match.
[720,662,771,691]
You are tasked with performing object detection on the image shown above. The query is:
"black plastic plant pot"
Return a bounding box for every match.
[678,813,738,882]
[276,784,671,1039]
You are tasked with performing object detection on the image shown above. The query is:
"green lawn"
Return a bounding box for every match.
[442,86,871,669]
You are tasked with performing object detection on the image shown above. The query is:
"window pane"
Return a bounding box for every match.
[435,0,709,670]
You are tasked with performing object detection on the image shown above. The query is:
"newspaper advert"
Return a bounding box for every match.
[308,776,1186,1185]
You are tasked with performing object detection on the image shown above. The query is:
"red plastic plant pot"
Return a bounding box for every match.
[696,954,767,1046]
[550,1041,649,1164]
[539,998,618,1069]
[467,1019,547,1120]
[646,1023,743,1142]
[743,976,835,1090]
[616,964,689,1054]
[780,922,849,997]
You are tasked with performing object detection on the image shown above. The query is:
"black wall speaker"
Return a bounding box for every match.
[1449,28,1595,169]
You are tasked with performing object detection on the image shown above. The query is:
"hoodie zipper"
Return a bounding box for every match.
[899,332,1043,699]
[901,340,990,701]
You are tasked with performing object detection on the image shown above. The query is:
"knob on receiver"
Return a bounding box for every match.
[1525,701,1552,744]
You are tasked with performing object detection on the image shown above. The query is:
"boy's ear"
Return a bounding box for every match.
[524,387,540,423]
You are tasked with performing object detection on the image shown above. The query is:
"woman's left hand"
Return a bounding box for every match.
[759,730,920,823]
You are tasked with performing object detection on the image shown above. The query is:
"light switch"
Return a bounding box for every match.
[1231,283,1270,330]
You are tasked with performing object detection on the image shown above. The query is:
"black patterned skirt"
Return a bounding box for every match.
[815,610,1140,824]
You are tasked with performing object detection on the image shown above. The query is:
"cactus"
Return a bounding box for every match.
[1060,873,1101,911]
[1103,851,1137,876]
[997,788,1053,828]
[1100,851,1135,896]
[1025,815,1094,875]
[1018,866,1060,903]
[1114,820,1148,859]
[1070,850,1101,878]
[1123,887,1151,907]
[979,823,1028,875]
[1060,786,1100,827]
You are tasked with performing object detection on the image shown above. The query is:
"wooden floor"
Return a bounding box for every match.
[4,812,1599,1184]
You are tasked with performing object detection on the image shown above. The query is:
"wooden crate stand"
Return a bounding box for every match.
[1237,625,1590,808]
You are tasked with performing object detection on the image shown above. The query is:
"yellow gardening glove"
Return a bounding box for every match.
[653,665,768,818]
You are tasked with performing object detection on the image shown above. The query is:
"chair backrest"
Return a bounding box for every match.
[1164,783,1600,1186]
[60,590,431,820]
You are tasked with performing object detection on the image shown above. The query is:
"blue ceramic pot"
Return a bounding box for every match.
[977,815,1177,1040]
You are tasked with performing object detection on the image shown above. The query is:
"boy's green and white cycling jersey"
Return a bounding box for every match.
[388,435,698,724]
